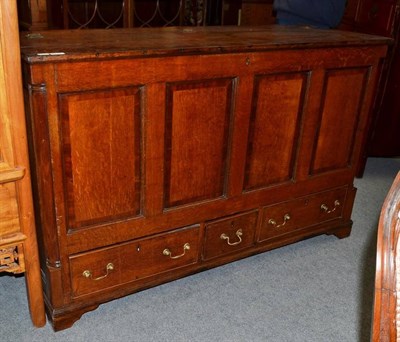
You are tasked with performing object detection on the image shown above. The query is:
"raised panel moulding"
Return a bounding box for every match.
[60,87,143,229]
[310,67,369,175]
[244,71,308,190]
[164,78,235,208]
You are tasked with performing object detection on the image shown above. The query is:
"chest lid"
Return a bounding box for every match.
[20,25,391,63]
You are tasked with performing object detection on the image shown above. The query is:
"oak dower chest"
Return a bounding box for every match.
[20,25,389,331]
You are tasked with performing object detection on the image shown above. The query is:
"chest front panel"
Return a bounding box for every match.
[26,48,378,251]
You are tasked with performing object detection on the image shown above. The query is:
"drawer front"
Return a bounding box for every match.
[70,225,200,297]
[258,188,347,242]
[203,211,258,260]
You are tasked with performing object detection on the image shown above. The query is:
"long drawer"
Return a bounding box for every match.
[258,187,348,242]
[69,225,200,297]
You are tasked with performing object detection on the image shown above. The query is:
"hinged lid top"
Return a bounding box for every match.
[20,25,391,63]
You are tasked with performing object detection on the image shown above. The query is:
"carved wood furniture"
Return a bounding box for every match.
[373,171,400,340]
[0,0,45,327]
[20,25,389,331]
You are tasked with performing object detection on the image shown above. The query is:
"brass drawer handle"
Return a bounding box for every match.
[163,243,190,259]
[82,262,114,281]
[220,229,243,246]
[268,214,291,228]
[321,200,341,214]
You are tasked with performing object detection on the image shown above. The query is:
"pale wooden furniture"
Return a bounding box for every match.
[20,25,389,331]
[0,0,45,327]
[373,171,400,340]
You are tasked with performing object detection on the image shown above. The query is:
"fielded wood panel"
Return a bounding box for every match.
[164,78,234,208]
[311,67,370,175]
[60,88,143,229]
[244,72,308,191]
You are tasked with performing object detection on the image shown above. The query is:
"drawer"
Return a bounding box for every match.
[258,188,347,242]
[203,211,258,260]
[69,225,200,297]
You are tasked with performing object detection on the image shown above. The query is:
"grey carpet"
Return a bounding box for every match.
[1,157,400,342]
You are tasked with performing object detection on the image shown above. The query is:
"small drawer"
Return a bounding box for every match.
[258,188,347,242]
[70,225,200,297]
[203,211,258,260]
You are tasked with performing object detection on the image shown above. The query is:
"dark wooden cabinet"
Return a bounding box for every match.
[17,0,274,29]
[339,0,400,159]
[18,0,201,29]
[20,26,388,330]
[17,0,49,30]
[238,0,274,25]
[340,0,398,36]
